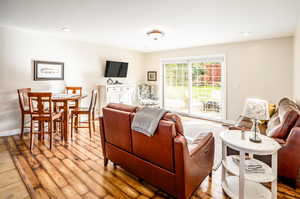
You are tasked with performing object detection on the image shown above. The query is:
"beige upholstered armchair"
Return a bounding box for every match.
[137,83,159,107]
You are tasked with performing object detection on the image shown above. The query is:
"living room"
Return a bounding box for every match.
[0,0,300,199]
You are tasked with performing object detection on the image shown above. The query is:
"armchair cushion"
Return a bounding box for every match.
[187,132,213,155]
[273,138,286,145]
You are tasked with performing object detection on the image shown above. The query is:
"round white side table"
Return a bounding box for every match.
[220,130,281,199]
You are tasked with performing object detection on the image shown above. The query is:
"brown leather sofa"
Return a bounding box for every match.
[99,103,215,199]
[228,98,300,187]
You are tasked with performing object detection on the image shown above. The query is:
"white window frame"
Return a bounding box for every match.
[160,54,227,121]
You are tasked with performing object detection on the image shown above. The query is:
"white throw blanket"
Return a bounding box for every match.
[131,107,168,136]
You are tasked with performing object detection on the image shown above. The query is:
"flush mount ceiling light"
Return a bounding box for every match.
[146,29,165,40]
[241,32,252,37]
[61,27,71,32]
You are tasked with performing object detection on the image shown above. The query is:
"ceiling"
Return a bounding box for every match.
[0,0,300,52]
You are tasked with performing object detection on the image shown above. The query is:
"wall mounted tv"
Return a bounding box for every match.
[104,61,128,78]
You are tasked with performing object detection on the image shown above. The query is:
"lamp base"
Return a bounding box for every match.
[249,135,262,143]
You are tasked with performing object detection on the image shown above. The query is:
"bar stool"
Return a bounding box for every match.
[28,92,64,150]
[17,88,31,138]
[70,89,97,139]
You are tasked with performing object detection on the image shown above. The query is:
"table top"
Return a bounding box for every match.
[52,93,87,101]
[220,130,281,155]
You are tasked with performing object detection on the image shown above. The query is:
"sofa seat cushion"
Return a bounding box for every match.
[273,138,286,145]
[187,132,212,155]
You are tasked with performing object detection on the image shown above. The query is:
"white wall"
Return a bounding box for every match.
[294,23,300,103]
[144,37,294,121]
[0,26,294,132]
[0,27,145,133]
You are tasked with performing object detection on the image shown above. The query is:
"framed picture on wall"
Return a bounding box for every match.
[147,71,157,81]
[34,60,64,80]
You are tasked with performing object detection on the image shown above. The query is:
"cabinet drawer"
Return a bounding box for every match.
[107,87,121,92]
[121,87,131,91]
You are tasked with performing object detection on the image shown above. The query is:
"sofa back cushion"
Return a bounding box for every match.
[162,113,184,135]
[131,113,176,172]
[103,107,132,152]
[106,103,137,113]
[278,98,299,120]
[267,98,299,139]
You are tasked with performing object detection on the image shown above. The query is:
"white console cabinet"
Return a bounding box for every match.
[98,84,136,111]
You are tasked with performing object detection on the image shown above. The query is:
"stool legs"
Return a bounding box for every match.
[20,114,25,139]
[29,120,34,151]
[29,119,60,151]
[71,114,74,139]
[49,121,53,150]
[88,114,92,139]
[92,112,96,132]
[70,112,94,139]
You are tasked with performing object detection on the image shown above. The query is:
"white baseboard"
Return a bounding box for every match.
[0,119,92,137]
[0,128,21,137]
[223,119,235,125]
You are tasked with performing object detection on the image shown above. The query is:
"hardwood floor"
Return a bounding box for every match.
[0,136,29,199]
[1,125,300,199]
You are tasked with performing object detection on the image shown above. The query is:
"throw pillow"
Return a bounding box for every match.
[266,112,280,136]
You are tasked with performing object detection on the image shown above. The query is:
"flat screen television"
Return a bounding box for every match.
[104,61,128,77]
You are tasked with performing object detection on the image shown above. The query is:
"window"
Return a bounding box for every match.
[162,55,226,120]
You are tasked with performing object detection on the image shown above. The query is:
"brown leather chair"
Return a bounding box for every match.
[99,103,214,199]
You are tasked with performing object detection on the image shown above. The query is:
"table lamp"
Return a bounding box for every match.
[243,98,269,143]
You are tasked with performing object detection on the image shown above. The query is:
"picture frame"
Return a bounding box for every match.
[147,71,157,81]
[34,60,64,80]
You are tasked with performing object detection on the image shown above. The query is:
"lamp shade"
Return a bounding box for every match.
[243,98,270,120]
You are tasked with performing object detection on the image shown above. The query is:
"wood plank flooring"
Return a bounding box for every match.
[0,137,30,199]
[1,124,300,199]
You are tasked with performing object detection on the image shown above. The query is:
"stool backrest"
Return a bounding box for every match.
[89,89,98,112]
[28,92,52,115]
[17,88,31,112]
[65,87,82,96]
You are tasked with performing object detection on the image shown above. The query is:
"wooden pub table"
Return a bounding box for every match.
[52,93,87,142]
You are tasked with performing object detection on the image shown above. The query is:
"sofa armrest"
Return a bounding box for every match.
[284,127,300,146]
[174,133,214,199]
[278,127,300,183]
[189,133,214,156]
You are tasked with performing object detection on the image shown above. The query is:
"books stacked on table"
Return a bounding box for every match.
[232,156,265,174]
